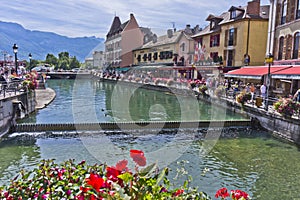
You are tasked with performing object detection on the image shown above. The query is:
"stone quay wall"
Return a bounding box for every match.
[98,76,300,146]
[0,92,36,137]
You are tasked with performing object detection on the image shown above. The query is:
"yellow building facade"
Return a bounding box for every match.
[192,0,269,68]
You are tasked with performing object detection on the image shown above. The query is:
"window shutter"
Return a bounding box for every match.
[223,50,227,66]
[233,28,237,46]
[232,50,235,66]
[225,30,228,47]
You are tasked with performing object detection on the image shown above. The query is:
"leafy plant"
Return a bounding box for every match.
[236,91,250,105]
[215,86,225,98]
[273,97,300,117]
[0,150,250,199]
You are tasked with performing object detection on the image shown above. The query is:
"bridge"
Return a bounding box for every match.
[13,120,252,132]
[45,72,93,79]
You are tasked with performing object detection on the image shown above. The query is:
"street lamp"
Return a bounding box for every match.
[265,53,273,111]
[28,53,32,70]
[12,43,18,74]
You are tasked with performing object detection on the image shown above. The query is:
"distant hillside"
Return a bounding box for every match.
[0,21,104,62]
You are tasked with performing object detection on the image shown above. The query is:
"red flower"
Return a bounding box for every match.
[130,149,147,166]
[231,189,249,200]
[173,189,184,196]
[106,167,120,181]
[106,166,124,186]
[86,173,105,192]
[115,159,128,172]
[215,187,230,199]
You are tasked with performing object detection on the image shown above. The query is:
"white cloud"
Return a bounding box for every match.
[0,0,270,38]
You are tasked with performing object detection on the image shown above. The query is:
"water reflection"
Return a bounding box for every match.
[1,129,300,199]
[19,79,246,124]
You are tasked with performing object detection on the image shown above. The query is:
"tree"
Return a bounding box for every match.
[58,59,69,70]
[45,54,58,69]
[58,52,69,60]
[69,56,80,69]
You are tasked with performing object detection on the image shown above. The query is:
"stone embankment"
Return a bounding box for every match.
[35,88,56,110]
[95,74,300,146]
[0,88,56,137]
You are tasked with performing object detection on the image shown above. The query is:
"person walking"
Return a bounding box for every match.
[260,83,267,107]
[293,88,300,102]
[250,83,256,103]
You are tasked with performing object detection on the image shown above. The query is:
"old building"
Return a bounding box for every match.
[192,0,269,68]
[265,0,300,95]
[267,0,300,64]
[104,13,152,69]
[133,26,197,66]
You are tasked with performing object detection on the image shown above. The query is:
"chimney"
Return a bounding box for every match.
[167,29,173,38]
[185,24,192,35]
[130,13,134,19]
[247,0,260,16]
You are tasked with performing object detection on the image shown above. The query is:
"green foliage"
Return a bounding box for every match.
[44,52,80,70]
[0,150,250,200]
[45,53,58,68]
[0,153,212,199]
[273,97,300,117]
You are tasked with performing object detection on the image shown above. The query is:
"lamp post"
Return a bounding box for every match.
[265,53,273,111]
[28,53,32,71]
[12,43,18,75]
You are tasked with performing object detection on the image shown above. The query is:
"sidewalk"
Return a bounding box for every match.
[35,88,56,110]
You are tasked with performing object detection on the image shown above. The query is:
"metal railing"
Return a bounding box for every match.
[0,81,24,98]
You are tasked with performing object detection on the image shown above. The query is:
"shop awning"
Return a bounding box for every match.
[271,65,300,79]
[224,65,292,79]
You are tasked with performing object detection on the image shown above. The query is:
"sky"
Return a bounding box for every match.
[0,0,270,38]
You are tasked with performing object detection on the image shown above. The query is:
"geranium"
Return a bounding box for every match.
[215,187,230,199]
[130,149,146,166]
[215,187,250,200]
[274,97,300,117]
[230,189,250,200]
[0,150,250,199]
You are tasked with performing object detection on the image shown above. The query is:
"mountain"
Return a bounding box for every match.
[0,21,104,62]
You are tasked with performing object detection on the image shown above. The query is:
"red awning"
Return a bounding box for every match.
[271,65,300,79]
[224,65,292,79]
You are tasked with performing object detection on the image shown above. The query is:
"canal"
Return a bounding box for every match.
[1,79,300,199]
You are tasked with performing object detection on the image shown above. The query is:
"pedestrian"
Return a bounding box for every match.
[250,83,256,103]
[293,88,300,102]
[0,73,7,93]
[260,83,267,106]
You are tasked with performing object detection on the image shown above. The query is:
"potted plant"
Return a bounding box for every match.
[273,97,300,118]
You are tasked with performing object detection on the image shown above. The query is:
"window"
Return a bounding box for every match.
[143,54,147,61]
[230,10,236,19]
[210,20,216,30]
[281,0,287,24]
[227,50,234,66]
[137,55,141,62]
[210,34,220,47]
[228,28,235,46]
[153,52,158,60]
[278,37,284,60]
[297,0,300,19]
[148,53,152,61]
[293,32,300,59]
[210,52,219,62]
[180,43,185,52]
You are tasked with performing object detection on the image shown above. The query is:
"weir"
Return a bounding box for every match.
[13,120,252,132]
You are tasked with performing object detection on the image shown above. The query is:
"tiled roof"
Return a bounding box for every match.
[139,30,193,49]
[141,31,183,48]
[107,16,122,37]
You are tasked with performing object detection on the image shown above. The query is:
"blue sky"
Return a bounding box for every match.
[0,0,269,38]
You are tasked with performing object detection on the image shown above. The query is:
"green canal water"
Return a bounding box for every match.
[1,79,299,199]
